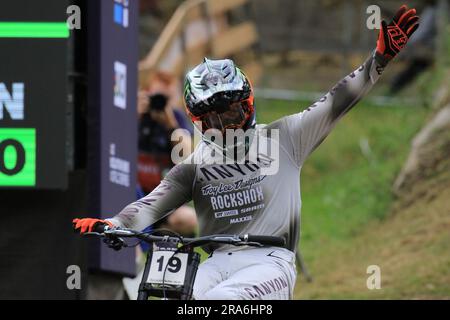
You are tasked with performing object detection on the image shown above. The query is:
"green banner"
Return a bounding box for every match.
[0,22,69,38]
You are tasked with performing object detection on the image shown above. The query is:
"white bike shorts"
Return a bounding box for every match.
[193,246,297,300]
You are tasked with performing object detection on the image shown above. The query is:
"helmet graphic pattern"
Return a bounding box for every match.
[184,58,253,117]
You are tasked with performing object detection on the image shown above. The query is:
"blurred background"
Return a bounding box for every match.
[0,0,449,299]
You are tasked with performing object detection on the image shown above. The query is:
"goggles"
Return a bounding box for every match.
[194,100,252,134]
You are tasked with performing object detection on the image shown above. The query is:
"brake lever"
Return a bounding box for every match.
[104,228,136,237]
[103,236,126,251]
[81,231,125,251]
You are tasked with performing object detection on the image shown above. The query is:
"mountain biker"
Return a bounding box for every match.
[73,5,419,300]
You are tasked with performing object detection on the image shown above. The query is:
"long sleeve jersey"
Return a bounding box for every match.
[107,51,388,253]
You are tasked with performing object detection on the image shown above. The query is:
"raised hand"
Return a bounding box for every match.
[376,4,420,62]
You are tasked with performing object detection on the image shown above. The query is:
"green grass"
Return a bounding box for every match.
[295,164,450,299]
[256,98,429,264]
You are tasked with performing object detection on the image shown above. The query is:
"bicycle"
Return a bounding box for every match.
[83,225,286,300]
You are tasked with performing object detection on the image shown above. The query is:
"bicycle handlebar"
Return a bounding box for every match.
[243,234,286,247]
[88,225,286,249]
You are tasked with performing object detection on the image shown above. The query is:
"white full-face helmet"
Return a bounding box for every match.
[183,58,256,135]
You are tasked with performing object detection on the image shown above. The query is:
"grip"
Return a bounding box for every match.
[243,235,286,247]
[92,222,108,234]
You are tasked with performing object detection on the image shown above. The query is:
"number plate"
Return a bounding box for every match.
[147,251,189,286]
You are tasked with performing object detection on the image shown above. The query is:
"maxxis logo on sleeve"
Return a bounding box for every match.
[0,128,36,186]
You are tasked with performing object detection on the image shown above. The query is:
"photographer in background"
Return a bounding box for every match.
[137,89,196,236]
[137,71,196,238]
[137,83,193,194]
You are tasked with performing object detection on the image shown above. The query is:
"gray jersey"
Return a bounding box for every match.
[107,51,387,253]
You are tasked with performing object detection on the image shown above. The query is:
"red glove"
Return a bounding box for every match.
[72,218,113,234]
[376,4,420,62]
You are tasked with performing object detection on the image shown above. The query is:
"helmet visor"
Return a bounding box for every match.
[198,101,248,133]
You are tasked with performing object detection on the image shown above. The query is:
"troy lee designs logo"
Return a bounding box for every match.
[387,25,408,51]
[201,176,266,196]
